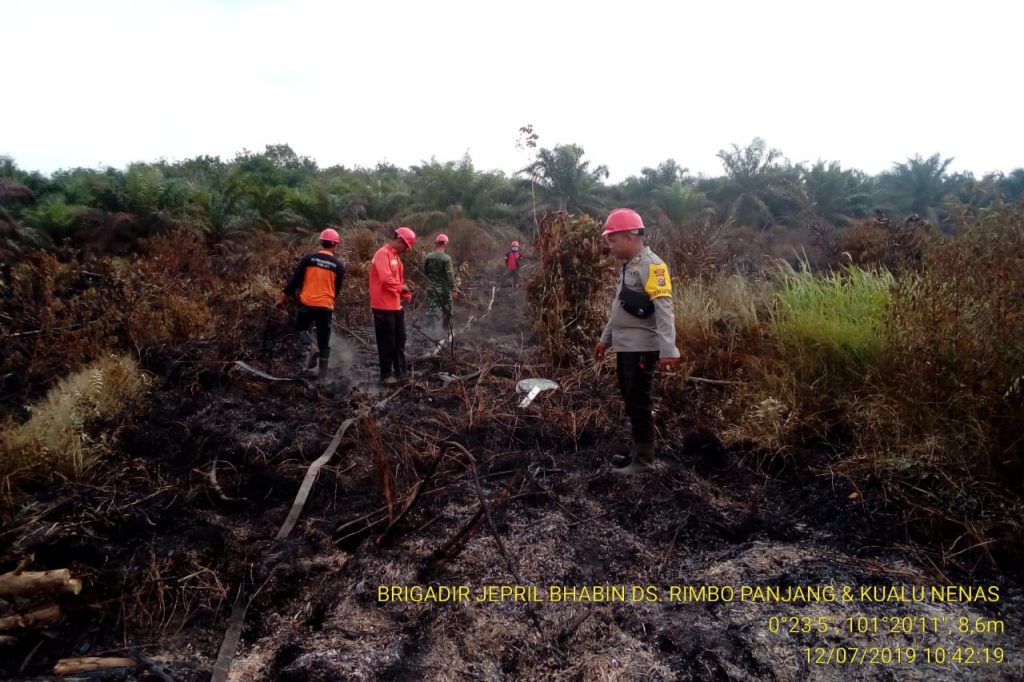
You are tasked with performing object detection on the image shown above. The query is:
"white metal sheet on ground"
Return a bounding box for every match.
[516,378,559,407]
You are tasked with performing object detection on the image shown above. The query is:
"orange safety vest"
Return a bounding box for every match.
[282,249,344,309]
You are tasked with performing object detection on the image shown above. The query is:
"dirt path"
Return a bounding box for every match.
[2,272,1022,680]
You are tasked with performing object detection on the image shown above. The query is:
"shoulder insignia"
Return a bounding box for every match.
[644,263,673,299]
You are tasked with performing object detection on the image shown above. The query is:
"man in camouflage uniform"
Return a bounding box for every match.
[423,233,456,335]
[594,208,681,475]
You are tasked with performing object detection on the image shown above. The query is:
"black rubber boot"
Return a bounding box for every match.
[611,443,634,468]
[301,331,319,369]
[612,441,655,475]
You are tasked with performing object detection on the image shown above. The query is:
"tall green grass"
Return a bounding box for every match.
[772,260,894,380]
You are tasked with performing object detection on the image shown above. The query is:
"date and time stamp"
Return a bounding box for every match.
[378,582,1015,667]
[756,585,1011,667]
[766,614,1008,666]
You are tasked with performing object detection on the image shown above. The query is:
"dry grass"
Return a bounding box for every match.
[675,274,766,339]
[527,213,614,369]
[360,412,397,521]
[2,200,1021,572]
[0,229,318,497]
[1,229,327,396]
[442,218,500,268]
[838,215,937,274]
[709,205,1024,566]
[656,217,726,280]
[0,355,150,493]
[513,204,1024,566]
[672,273,774,382]
[340,227,378,264]
[833,205,1024,565]
[719,360,804,455]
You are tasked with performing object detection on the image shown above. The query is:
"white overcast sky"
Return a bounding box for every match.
[2,0,1021,181]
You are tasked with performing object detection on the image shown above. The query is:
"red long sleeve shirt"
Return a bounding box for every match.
[369,243,405,310]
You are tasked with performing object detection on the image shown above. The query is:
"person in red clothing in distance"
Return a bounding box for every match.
[370,226,416,384]
[276,228,345,381]
[504,240,522,288]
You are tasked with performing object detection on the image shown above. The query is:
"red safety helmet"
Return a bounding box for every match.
[394,226,417,248]
[602,208,644,236]
[436,233,449,244]
[319,227,340,243]
[511,240,520,248]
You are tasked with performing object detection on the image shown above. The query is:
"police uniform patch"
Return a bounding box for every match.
[644,263,673,299]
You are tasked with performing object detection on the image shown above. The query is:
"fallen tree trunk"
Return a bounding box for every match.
[54,656,136,676]
[0,569,82,596]
[0,604,61,631]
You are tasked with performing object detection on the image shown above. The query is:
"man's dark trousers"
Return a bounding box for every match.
[373,308,407,379]
[296,305,333,358]
[616,350,660,446]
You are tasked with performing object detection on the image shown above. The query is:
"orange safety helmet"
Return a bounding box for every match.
[394,226,417,248]
[319,227,340,243]
[602,208,645,236]
[436,233,449,244]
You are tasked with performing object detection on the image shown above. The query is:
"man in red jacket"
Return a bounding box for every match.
[370,226,416,384]
[505,240,522,288]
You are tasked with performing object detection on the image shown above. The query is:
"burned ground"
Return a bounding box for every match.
[2,274,1023,681]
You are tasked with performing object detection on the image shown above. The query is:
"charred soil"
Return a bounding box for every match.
[2,276,1022,681]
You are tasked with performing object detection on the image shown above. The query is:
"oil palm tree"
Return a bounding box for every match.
[522,144,609,215]
[712,138,801,229]
[799,161,873,226]
[875,153,954,224]
[409,154,508,219]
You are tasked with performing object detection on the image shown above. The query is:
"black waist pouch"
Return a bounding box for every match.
[618,279,655,317]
